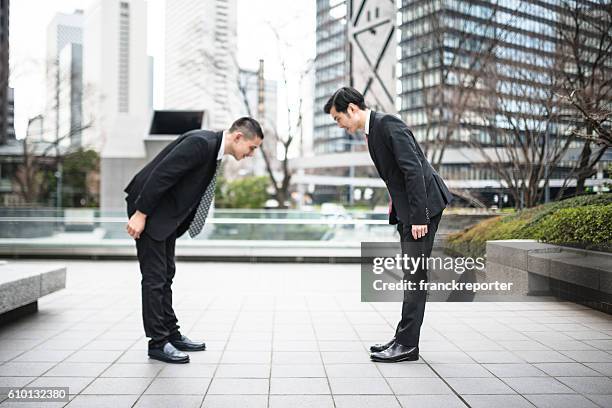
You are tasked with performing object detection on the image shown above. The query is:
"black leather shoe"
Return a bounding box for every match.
[370,338,395,353]
[148,342,189,364]
[370,342,419,363]
[170,334,206,351]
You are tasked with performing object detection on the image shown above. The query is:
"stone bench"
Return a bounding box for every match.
[486,240,612,313]
[0,263,66,323]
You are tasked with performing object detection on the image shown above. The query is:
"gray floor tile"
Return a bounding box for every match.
[66,350,123,363]
[271,341,319,352]
[446,377,516,395]
[272,352,321,365]
[101,363,163,378]
[329,377,393,394]
[463,394,534,408]
[28,376,94,394]
[144,377,210,395]
[220,352,270,365]
[584,339,612,350]
[201,395,268,408]
[467,351,525,364]
[560,350,612,363]
[525,394,599,408]
[534,363,602,377]
[325,363,381,378]
[584,394,612,408]
[270,378,330,394]
[0,400,68,408]
[397,394,466,408]
[0,362,55,377]
[269,395,335,408]
[207,378,269,395]
[271,364,325,378]
[133,395,203,408]
[387,378,453,395]
[419,351,476,364]
[81,377,152,395]
[215,364,269,378]
[376,363,437,378]
[498,341,551,351]
[43,362,110,377]
[556,376,612,394]
[585,362,612,376]
[483,364,547,377]
[11,349,73,363]
[186,351,223,364]
[0,377,35,388]
[321,351,370,364]
[65,395,139,408]
[334,395,401,408]
[430,363,493,378]
[0,350,23,362]
[84,340,136,351]
[157,363,216,378]
[513,351,573,363]
[502,377,574,394]
[318,341,365,352]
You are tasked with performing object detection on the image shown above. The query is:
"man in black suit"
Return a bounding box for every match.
[324,88,453,363]
[125,117,264,363]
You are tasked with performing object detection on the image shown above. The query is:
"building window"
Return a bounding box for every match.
[118,2,130,113]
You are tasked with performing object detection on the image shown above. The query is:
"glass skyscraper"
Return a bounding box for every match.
[314,0,350,154]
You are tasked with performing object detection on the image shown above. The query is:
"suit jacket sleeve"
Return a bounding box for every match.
[134,136,210,216]
[382,117,428,225]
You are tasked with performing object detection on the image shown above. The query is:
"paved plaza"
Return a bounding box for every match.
[0,260,612,407]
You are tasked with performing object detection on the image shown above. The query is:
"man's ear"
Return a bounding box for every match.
[233,132,243,142]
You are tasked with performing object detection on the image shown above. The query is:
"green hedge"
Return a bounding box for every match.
[446,194,612,257]
[534,204,612,252]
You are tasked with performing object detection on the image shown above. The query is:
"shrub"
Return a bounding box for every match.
[534,204,612,252]
[446,194,612,257]
[216,176,269,209]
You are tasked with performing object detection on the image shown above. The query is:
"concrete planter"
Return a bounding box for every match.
[486,240,612,313]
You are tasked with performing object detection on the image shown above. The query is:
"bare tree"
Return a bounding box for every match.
[555,0,612,194]
[13,119,93,206]
[13,134,49,205]
[471,51,574,208]
[233,23,313,209]
[417,1,506,170]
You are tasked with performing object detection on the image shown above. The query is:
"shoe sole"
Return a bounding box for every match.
[173,346,206,352]
[370,354,419,363]
[148,354,190,364]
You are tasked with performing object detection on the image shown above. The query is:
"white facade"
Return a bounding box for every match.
[82,0,149,156]
[164,0,239,131]
[58,43,83,148]
[45,10,83,146]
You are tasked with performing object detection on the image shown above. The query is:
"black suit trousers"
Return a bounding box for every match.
[395,211,442,347]
[135,231,181,349]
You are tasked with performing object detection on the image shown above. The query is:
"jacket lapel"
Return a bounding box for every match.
[367,111,384,178]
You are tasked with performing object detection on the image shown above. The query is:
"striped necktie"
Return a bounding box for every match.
[188,159,222,238]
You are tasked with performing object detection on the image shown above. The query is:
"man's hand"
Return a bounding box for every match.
[412,224,428,240]
[127,211,147,239]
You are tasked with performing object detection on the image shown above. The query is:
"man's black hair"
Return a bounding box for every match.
[323,87,367,114]
[230,117,264,139]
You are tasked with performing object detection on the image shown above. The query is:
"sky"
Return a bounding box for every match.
[8,0,316,144]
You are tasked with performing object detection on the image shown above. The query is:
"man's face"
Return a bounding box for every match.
[232,133,262,161]
[330,104,360,134]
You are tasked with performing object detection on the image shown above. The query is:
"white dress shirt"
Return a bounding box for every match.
[217,130,226,160]
[364,109,372,136]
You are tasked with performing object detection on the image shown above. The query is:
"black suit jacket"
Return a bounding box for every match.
[367,111,453,226]
[125,129,223,241]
